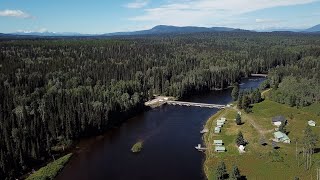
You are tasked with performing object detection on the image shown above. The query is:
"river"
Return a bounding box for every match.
[57,77,265,180]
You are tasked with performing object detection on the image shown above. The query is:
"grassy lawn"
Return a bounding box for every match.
[26,153,72,180]
[203,99,320,179]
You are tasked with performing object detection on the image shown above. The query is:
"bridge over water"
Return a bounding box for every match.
[166,101,226,109]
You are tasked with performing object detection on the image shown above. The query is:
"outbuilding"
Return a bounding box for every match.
[217,122,224,127]
[272,116,286,126]
[214,140,223,146]
[308,120,316,127]
[214,127,221,134]
[215,146,226,152]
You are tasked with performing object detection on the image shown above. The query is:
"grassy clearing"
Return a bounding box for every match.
[131,141,143,153]
[27,153,72,180]
[203,99,320,179]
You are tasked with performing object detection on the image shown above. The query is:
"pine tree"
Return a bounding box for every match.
[230,165,241,180]
[235,114,242,125]
[231,85,239,101]
[236,131,245,146]
[216,161,227,180]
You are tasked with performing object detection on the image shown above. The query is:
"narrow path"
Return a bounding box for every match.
[232,106,272,136]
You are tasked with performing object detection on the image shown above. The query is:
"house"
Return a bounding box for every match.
[308,120,316,127]
[215,146,226,152]
[272,116,286,126]
[214,140,223,146]
[221,117,227,121]
[214,127,221,133]
[274,131,291,143]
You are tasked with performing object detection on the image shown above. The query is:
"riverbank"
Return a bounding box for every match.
[26,153,72,180]
[203,97,320,179]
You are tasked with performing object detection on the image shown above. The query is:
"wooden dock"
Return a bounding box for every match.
[166,101,226,109]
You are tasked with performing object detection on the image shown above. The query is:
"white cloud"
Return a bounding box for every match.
[255,18,282,23]
[17,28,48,33]
[129,0,317,26]
[125,0,149,9]
[0,9,33,18]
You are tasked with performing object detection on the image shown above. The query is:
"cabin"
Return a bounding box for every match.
[308,120,316,127]
[221,117,227,121]
[215,146,226,152]
[217,119,226,124]
[272,116,286,126]
[214,140,223,146]
[217,122,224,127]
[274,131,291,143]
[214,127,221,133]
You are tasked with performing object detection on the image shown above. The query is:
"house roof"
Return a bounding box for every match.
[214,127,221,131]
[274,131,284,139]
[215,146,226,151]
[272,115,286,122]
[274,131,290,140]
[214,140,223,144]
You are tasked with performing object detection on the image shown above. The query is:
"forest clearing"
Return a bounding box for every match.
[203,95,320,179]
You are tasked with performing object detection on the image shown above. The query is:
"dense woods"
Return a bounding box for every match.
[1,32,320,179]
[268,56,320,107]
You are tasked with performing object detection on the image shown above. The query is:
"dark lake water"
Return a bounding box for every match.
[57,77,265,180]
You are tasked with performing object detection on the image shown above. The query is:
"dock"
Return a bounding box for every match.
[195,144,207,151]
[166,101,226,109]
[251,73,268,77]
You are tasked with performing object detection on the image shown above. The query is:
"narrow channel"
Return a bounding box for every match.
[57,77,265,180]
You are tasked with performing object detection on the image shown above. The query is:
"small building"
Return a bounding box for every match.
[214,140,223,146]
[308,120,316,127]
[239,145,245,153]
[221,117,227,121]
[274,131,291,144]
[217,119,226,123]
[217,122,224,127]
[214,127,221,133]
[238,111,242,115]
[215,146,226,152]
[272,116,286,126]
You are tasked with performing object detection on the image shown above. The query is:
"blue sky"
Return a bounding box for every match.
[1,0,320,33]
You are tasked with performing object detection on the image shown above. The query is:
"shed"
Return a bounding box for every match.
[217,119,225,123]
[217,122,224,127]
[239,145,245,152]
[214,127,221,134]
[308,120,316,127]
[215,146,226,152]
[274,131,290,144]
[272,116,286,126]
[214,140,223,146]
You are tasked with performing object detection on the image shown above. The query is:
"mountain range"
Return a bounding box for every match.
[2,24,320,37]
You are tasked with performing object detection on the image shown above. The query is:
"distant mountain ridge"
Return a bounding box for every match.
[2,24,320,37]
[104,25,247,36]
[305,24,320,32]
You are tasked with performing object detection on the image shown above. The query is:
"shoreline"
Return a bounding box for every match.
[202,108,227,179]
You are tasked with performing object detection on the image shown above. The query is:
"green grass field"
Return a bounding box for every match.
[203,98,320,179]
[26,153,72,180]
